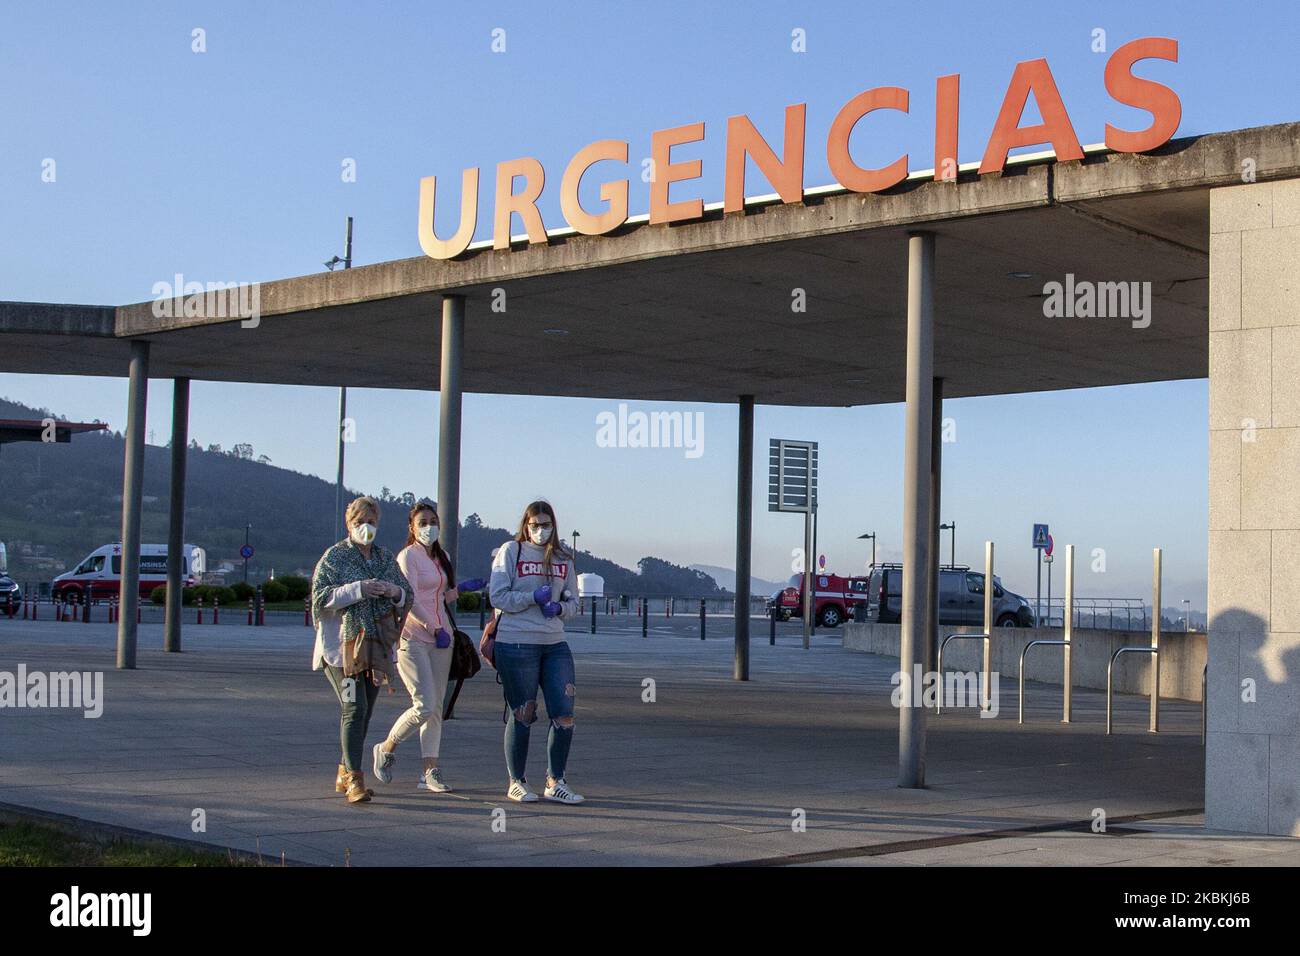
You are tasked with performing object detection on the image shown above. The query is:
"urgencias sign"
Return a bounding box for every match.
[418,37,1179,260]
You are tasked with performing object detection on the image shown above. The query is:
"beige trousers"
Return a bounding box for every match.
[387,636,453,758]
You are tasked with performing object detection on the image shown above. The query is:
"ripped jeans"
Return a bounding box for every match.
[494,640,576,784]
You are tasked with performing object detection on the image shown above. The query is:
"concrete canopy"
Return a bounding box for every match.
[3,123,1297,406]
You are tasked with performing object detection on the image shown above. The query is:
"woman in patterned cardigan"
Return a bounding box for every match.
[311,496,412,804]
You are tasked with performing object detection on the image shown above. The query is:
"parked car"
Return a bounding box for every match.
[864,563,1034,627]
[0,543,20,607]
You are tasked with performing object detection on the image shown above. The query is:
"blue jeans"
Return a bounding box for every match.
[495,641,576,783]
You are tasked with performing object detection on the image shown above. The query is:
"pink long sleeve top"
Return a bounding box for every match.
[396,544,457,644]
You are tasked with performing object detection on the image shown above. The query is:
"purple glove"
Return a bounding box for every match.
[533,585,553,607]
[458,577,486,592]
[541,600,562,619]
[434,627,452,648]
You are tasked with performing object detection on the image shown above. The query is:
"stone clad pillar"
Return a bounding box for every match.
[1206,178,1300,836]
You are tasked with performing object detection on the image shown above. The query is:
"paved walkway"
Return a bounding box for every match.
[1,618,1295,866]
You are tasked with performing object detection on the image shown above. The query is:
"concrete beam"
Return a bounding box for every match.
[109,125,1298,338]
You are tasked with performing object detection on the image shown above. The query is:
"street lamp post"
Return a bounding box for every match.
[327,217,354,544]
[858,532,877,570]
[940,521,956,568]
[243,523,251,584]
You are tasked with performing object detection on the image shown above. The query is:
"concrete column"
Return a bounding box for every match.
[899,232,935,789]
[116,339,150,670]
[438,295,465,566]
[163,377,189,654]
[734,395,754,681]
[1206,177,1300,836]
[924,377,944,674]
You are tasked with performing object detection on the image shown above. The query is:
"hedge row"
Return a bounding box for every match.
[150,575,310,607]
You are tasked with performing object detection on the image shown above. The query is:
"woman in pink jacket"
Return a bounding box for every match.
[371,500,484,793]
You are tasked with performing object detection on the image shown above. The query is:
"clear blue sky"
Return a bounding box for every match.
[2,1,1296,607]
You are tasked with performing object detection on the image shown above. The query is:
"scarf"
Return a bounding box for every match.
[311,538,412,661]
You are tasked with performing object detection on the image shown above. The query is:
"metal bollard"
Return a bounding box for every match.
[197,595,204,625]
[699,598,706,640]
[255,585,264,626]
[304,596,311,626]
[247,596,254,626]
[642,597,648,638]
[214,598,220,625]
[590,596,597,635]
[136,601,141,624]
[770,608,777,645]
[83,590,91,624]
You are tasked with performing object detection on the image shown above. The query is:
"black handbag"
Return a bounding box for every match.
[442,595,483,720]
[448,624,482,681]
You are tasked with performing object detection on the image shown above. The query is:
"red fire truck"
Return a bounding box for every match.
[766,571,872,628]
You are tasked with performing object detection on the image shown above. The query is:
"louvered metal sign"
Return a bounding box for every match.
[768,439,818,513]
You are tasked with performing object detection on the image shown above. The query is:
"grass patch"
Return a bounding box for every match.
[0,821,258,867]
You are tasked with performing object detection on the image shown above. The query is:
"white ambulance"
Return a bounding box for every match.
[52,543,206,603]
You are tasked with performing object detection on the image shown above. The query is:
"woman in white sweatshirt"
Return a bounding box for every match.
[488,500,584,804]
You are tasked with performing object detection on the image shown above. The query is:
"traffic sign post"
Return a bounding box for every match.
[1043,533,1054,625]
[1032,523,1050,627]
[769,439,818,650]
[240,543,254,586]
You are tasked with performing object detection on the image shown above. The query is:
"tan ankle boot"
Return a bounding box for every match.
[337,764,374,797]
[344,770,371,804]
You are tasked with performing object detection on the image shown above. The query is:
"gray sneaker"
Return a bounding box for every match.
[372,743,395,784]
[417,767,451,793]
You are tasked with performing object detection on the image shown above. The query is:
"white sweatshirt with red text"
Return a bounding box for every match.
[489,538,580,645]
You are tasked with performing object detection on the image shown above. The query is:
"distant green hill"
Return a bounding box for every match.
[0,397,722,598]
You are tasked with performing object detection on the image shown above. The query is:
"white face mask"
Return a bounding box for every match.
[415,525,439,546]
[529,524,553,546]
[350,523,377,546]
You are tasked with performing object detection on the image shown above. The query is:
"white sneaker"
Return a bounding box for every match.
[372,743,395,784]
[544,778,585,804]
[417,767,451,793]
[507,779,539,803]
